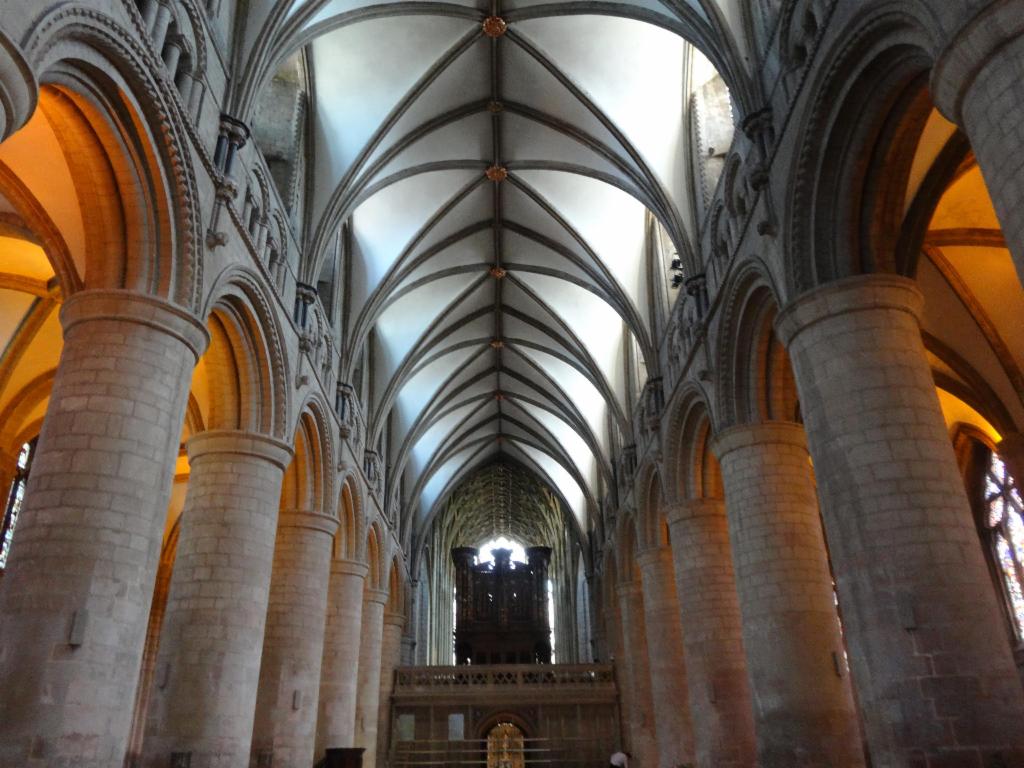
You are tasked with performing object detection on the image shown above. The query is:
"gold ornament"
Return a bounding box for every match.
[482,16,507,37]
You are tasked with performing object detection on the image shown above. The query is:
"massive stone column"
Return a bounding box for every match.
[142,429,293,768]
[0,290,207,768]
[376,611,406,763]
[713,421,864,768]
[251,511,338,768]
[355,587,388,768]
[316,559,369,754]
[666,499,756,768]
[615,581,658,768]
[776,274,1024,764]
[637,546,695,767]
[931,1,1024,284]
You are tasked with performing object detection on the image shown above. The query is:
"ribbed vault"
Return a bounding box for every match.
[441,460,566,548]
[235,0,737,546]
[423,459,582,661]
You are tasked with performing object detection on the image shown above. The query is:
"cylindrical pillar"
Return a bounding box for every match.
[932,6,1024,285]
[377,611,406,764]
[637,546,695,767]
[0,290,207,767]
[615,581,658,768]
[713,421,864,768]
[251,511,338,768]
[355,587,388,768]
[316,559,369,755]
[776,274,1024,763]
[666,498,756,767]
[141,429,293,767]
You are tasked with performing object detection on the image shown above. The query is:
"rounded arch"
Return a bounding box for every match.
[633,462,669,552]
[784,2,940,295]
[280,405,332,517]
[22,5,204,308]
[334,473,363,561]
[0,370,54,461]
[192,267,291,439]
[364,520,385,591]
[475,711,535,741]
[0,161,79,296]
[714,262,797,427]
[386,554,406,616]
[292,391,337,515]
[0,29,37,143]
[242,2,755,136]
[663,387,723,504]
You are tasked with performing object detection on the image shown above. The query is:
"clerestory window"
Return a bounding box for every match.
[0,439,37,570]
[984,452,1024,640]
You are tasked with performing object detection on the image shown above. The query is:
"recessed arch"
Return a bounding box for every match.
[663,387,722,503]
[194,269,291,439]
[23,7,204,308]
[715,262,796,427]
[335,474,363,561]
[784,5,938,294]
[634,463,670,552]
[365,521,385,591]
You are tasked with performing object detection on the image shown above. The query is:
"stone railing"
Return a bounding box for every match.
[394,663,615,692]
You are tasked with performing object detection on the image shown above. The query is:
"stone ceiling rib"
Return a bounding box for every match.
[238,0,742,536]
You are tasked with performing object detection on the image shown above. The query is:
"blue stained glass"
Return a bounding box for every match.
[997,535,1024,636]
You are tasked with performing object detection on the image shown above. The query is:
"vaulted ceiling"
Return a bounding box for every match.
[439,461,565,549]
[236,0,741,544]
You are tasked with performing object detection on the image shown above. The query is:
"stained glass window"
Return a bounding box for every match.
[985,453,1024,639]
[0,439,36,570]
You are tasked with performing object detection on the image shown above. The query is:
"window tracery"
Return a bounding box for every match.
[1,439,36,570]
[985,452,1024,639]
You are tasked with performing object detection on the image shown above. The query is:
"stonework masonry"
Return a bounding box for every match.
[316,558,369,754]
[0,290,207,768]
[251,510,339,768]
[776,275,1024,765]
[932,3,1024,285]
[637,545,696,768]
[615,581,659,768]
[142,429,293,768]
[0,2,1023,768]
[355,587,388,767]
[377,610,406,762]
[713,421,864,768]
[666,498,757,768]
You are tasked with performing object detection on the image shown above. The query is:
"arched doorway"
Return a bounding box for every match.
[487,722,525,768]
